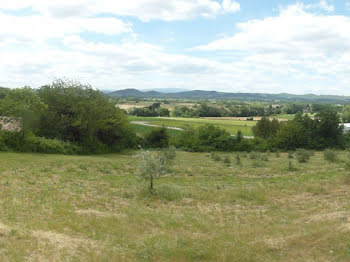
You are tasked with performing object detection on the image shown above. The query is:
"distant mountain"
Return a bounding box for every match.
[141,88,189,93]
[108,89,350,103]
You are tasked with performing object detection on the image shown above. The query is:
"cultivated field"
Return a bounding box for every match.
[0,151,350,261]
[129,116,257,136]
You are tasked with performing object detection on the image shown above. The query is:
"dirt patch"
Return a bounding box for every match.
[307,211,350,222]
[264,237,288,249]
[0,222,11,234]
[32,230,96,250]
[76,209,126,218]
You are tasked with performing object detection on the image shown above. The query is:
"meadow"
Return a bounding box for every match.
[129,116,257,136]
[0,150,350,261]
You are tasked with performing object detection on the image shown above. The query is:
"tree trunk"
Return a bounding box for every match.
[150,174,153,194]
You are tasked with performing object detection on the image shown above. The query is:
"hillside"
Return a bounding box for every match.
[108,89,350,103]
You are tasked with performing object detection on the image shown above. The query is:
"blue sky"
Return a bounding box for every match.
[1,0,350,95]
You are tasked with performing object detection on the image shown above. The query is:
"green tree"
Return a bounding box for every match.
[276,120,306,150]
[252,117,281,139]
[342,105,350,123]
[37,79,135,152]
[1,87,47,135]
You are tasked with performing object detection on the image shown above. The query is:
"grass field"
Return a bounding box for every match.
[1,151,350,261]
[129,116,257,136]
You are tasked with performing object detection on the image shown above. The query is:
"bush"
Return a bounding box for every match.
[0,131,80,154]
[288,160,297,171]
[223,156,231,166]
[324,149,338,162]
[295,149,312,163]
[0,132,8,151]
[250,152,257,160]
[236,154,241,165]
[145,127,169,148]
[197,124,235,151]
[162,146,176,160]
[211,153,221,161]
[23,135,81,154]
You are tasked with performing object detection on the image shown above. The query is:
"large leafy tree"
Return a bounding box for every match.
[252,117,281,139]
[37,79,135,152]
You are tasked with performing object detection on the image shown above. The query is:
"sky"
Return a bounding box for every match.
[1,0,350,95]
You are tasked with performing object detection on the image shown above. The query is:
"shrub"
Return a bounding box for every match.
[223,156,231,166]
[288,151,294,159]
[162,146,176,160]
[144,127,169,148]
[288,160,297,171]
[295,149,311,163]
[211,153,221,161]
[236,154,241,165]
[261,154,269,162]
[0,132,80,154]
[324,149,338,162]
[197,124,235,151]
[250,152,257,160]
[0,132,8,151]
[23,135,81,154]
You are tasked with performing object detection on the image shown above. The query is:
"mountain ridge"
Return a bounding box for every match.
[108,89,350,103]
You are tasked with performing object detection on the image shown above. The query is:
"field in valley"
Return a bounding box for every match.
[129,116,257,136]
[1,151,350,261]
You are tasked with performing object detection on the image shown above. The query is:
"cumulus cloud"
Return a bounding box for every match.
[346,2,350,10]
[2,1,350,95]
[0,11,132,43]
[0,0,240,22]
[305,0,335,12]
[191,3,350,94]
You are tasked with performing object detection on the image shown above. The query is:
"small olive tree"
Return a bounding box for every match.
[138,146,175,193]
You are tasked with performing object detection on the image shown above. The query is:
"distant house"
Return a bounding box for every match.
[343,123,350,133]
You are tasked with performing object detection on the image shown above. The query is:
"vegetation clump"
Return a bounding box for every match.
[323,149,338,162]
[223,156,231,166]
[235,154,241,165]
[295,149,312,163]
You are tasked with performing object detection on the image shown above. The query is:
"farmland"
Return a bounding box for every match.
[129,116,257,136]
[0,151,350,261]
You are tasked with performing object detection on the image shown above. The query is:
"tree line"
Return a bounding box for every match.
[0,80,348,154]
[0,80,137,154]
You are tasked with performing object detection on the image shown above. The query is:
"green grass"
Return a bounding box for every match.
[0,151,350,261]
[271,114,295,120]
[129,116,256,136]
[132,123,183,139]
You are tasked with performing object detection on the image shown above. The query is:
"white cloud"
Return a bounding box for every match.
[0,11,132,43]
[346,2,350,10]
[191,3,350,94]
[306,0,335,12]
[0,0,240,22]
[222,0,241,13]
[2,1,350,95]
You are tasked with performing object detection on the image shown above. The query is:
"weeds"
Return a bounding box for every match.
[211,153,221,161]
[295,149,311,163]
[324,149,338,162]
[223,156,231,166]
[236,154,241,165]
